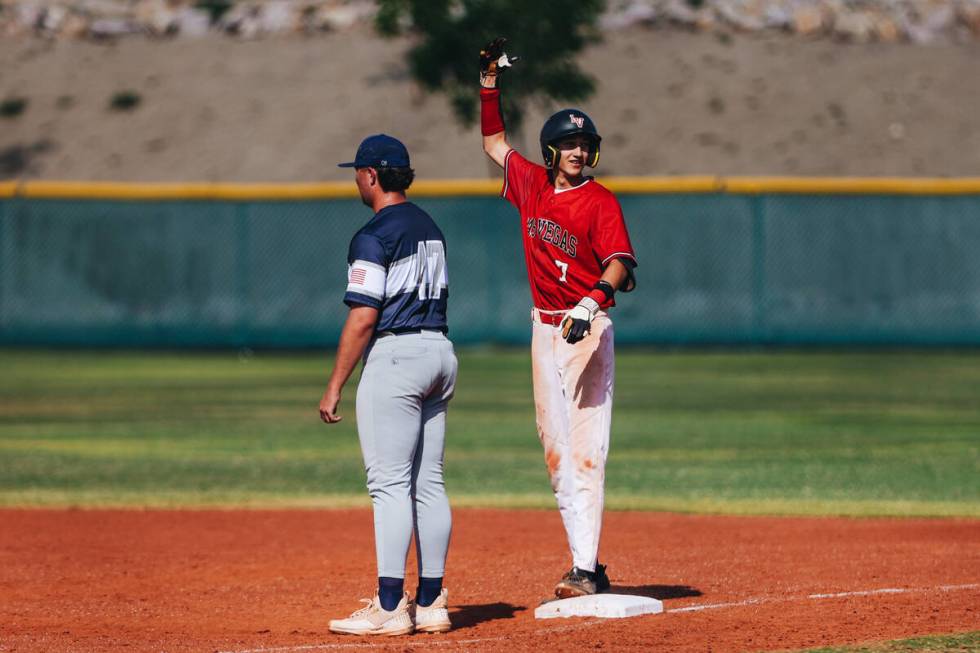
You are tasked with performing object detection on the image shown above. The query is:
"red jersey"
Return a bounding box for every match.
[502,149,636,311]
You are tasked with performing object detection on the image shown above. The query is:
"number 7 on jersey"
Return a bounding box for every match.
[554,258,568,283]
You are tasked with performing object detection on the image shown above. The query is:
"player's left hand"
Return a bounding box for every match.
[319,387,343,424]
[561,296,600,344]
[480,37,519,88]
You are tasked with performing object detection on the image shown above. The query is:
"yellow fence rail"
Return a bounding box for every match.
[2,177,980,200]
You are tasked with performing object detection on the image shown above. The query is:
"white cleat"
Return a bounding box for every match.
[413,588,451,633]
[328,592,414,636]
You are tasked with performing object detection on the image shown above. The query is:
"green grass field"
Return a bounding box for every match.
[1,348,978,516]
[795,631,980,653]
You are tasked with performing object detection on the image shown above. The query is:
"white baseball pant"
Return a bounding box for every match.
[531,308,615,573]
[355,330,458,579]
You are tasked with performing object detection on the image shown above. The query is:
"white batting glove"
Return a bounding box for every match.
[561,296,600,344]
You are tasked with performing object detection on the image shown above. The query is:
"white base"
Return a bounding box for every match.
[534,594,664,619]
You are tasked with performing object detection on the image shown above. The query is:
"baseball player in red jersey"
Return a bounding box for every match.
[478,38,637,599]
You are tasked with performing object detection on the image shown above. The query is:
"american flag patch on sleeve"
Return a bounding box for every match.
[346,260,386,301]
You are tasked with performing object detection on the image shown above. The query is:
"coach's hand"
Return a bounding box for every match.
[480,36,518,88]
[319,387,343,424]
[561,296,600,344]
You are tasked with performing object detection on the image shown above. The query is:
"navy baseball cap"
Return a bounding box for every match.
[338,134,411,168]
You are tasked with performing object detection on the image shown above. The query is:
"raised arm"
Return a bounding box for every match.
[481,94,511,167]
[479,37,518,168]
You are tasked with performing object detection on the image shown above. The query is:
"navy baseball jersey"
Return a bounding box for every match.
[344,202,449,334]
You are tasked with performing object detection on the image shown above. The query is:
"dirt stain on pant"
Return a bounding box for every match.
[544,447,562,479]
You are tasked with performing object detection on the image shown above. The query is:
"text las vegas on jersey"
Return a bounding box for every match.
[526,216,578,258]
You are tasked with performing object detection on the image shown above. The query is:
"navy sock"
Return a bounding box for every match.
[378,576,404,611]
[416,576,443,607]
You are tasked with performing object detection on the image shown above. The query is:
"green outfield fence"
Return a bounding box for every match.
[1,177,979,347]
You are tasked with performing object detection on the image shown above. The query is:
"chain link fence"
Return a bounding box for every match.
[1,187,978,347]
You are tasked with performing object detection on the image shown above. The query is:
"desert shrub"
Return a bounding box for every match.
[0,98,28,118]
[109,91,142,112]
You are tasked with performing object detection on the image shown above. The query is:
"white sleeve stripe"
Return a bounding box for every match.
[347,260,387,300]
[601,252,637,266]
[501,149,515,198]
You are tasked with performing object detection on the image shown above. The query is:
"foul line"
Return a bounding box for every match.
[670,582,979,613]
[220,583,980,653]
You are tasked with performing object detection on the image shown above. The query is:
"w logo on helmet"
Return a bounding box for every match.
[540,108,601,168]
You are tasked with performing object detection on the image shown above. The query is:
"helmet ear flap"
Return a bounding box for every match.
[545,144,559,168]
[588,141,600,168]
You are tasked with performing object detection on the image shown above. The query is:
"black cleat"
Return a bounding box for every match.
[555,567,597,599]
[594,563,611,592]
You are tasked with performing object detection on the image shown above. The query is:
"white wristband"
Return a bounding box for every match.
[578,296,600,319]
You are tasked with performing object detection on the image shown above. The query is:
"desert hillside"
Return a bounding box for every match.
[2,24,979,181]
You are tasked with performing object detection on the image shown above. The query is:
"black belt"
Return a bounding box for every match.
[376,327,446,338]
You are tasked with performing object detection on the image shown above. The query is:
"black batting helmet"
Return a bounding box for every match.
[539,109,602,168]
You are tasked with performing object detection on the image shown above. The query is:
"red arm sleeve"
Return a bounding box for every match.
[480,88,505,136]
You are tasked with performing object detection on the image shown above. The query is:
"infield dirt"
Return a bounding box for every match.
[1,508,977,652]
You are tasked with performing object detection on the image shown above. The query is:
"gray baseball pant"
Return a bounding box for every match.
[355,330,457,579]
